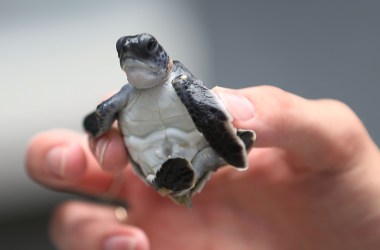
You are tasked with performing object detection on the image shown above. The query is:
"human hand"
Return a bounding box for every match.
[26,86,380,250]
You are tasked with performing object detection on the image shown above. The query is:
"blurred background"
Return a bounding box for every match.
[1,0,379,249]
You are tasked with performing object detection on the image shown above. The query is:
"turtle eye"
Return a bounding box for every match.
[146,38,157,52]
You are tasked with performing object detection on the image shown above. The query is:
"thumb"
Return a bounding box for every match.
[213,85,303,148]
[213,85,372,170]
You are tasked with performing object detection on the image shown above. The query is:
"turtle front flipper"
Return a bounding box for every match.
[153,158,195,196]
[172,74,254,170]
[83,84,133,137]
[83,111,102,136]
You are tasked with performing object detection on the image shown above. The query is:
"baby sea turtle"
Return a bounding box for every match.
[84,33,256,206]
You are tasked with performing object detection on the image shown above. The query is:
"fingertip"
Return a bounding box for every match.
[213,87,255,122]
[25,129,91,187]
[103,133,129,173]
[91,129,129,173]
[103,229,150,250]
[213,85,299,148]
[45,143,87,182]
[50,201,150,250]
[25,131,43,180]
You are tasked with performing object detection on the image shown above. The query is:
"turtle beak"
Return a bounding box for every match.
[116,36,135,64]
[116,36,127,62]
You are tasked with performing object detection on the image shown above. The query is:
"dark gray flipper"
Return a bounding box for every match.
[191,147,225,179]
[83,84,132,137]
[153,158,195,194]
[172,74,249,169]
[190,171,212,197]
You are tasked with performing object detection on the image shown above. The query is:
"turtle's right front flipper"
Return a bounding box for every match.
[172,74,255,170]
[83,84,132,137]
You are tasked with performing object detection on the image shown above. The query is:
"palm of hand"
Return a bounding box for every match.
[123,148,317,250]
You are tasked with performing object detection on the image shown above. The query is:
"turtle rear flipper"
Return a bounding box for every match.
[153,158,195,195]
[237,129,256,150]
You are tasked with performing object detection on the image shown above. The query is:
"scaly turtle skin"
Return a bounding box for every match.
[84,33,256,206]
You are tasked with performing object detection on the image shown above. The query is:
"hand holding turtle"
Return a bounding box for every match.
[26,86,380,250]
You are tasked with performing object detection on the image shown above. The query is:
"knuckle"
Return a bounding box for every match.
[325,99,365,140]
[320,99,370,166]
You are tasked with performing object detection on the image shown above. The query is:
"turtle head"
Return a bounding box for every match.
[116,33,173,89]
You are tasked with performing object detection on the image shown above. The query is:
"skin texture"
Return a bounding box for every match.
[26,86,380,250]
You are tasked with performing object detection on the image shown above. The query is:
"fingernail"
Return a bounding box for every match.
[104,236,137,250]
[214,87,254,121]
[46,147,67,178]
[95,137,109,166]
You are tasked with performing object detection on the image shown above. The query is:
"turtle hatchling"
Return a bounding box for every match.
[84,33,256,206]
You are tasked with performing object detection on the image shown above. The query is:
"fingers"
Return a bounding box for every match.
[50,201,149,250]
[25,129,131,197]
[89,128,129,173]
[214,86,376,171]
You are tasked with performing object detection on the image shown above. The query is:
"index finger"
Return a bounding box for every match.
[214,86,375,172]
[25,129,133,197]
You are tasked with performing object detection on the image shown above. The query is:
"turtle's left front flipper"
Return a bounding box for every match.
[83,84,132,137]
[172,75,255,170]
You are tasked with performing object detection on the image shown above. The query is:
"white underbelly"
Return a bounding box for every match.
[122,128,206,175]
[118,83,208,175]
